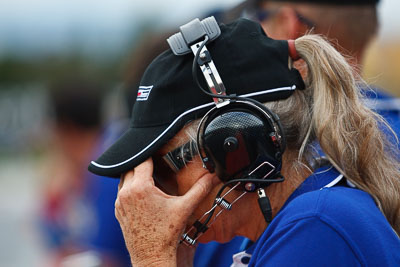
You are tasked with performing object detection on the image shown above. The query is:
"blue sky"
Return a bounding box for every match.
[0,0,398,58]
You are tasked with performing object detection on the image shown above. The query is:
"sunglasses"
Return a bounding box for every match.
[152,141,199,196]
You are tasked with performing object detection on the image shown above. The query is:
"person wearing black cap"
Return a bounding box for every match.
[88,17,400,266]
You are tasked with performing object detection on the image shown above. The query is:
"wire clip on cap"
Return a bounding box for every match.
[167,16,221,56]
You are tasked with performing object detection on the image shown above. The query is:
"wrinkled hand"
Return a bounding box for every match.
[115,158,216,267]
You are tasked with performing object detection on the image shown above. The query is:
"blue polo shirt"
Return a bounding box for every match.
[247,167,400,266]
[195,166,400,266]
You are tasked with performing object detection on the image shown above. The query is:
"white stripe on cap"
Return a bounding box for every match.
[91,85,296,169]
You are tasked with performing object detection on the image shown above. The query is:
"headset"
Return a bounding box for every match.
[167,17,286,246]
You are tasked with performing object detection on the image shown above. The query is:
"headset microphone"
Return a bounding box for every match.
[258,188,273,223]
[168,16,286,246]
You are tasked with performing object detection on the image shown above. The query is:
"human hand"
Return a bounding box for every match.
[115,158,217,267]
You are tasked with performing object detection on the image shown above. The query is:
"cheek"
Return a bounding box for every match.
[192,186,221,219]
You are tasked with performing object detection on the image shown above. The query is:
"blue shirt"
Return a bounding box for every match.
[194,236,251,267]
[248,167,400,266]
[195,167,400,266]
[87,121,131,266]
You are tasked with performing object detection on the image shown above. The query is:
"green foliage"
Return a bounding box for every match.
[0,53,122,88]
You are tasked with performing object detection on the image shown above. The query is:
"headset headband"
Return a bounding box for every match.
[167,17,287,246]
[167,17,229,106]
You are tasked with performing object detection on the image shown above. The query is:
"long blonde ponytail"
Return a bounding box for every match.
[292,34,400,235]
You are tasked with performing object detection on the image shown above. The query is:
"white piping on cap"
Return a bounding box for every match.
[90,101,214,169]
[91,85,296,169]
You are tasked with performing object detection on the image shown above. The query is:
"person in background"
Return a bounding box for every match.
[40,32,177,267]
[39,78,108,266]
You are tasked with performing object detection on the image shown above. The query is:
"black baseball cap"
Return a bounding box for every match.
[88,18,304,178]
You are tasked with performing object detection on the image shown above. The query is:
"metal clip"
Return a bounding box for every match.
[215,197,232,210]
[181,233,197,246]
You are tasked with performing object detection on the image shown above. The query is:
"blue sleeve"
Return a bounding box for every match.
[250,217,361,267]
[88,176,131,266]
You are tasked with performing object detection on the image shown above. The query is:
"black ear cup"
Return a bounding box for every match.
[198,101,285,184]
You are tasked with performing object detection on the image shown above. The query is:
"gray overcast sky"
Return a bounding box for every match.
[0,0,242,56]
[0,0,398,57]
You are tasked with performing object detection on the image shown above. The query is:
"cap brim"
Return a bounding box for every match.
[89,100,218,178]
[88,124,175,178]
[89,85,298,178]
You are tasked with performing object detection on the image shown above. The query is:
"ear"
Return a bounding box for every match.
[260,6,306,40]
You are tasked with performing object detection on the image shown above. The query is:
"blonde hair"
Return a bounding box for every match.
[267,34,400,235]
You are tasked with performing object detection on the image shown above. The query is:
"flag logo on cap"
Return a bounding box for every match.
[137,86,154,101]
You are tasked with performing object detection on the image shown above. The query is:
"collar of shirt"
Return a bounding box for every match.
[243,165,343,256]
[281,165,343,210]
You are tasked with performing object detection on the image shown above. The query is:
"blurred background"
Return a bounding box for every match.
[0,0,398,266]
